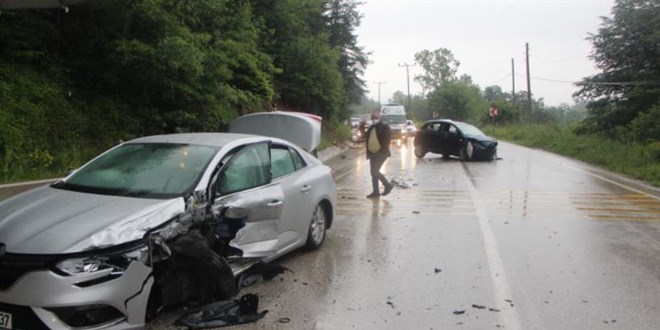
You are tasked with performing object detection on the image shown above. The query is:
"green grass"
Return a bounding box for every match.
[484,124,660,187]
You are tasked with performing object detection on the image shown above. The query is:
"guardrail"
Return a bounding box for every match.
[0,179,59,201]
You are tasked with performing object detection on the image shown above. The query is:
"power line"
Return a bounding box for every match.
[515,74,660,86]
[575,81,660,86]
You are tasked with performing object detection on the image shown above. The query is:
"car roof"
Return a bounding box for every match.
[424,119,455,124]
[126,132,261,148]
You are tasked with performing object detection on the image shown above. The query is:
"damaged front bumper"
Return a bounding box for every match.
[0,258,153,330]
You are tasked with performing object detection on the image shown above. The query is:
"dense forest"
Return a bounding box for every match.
[0,0,367,181]
[0,0,657,184]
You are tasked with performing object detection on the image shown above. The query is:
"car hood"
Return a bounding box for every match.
[465,134,497,144]
[0,185,185,254]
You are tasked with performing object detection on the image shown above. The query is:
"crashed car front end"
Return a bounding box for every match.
[0,190,240,330]
[0,244,153,330]
[468,138,498,160]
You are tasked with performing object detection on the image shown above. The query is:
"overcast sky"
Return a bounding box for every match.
[356,0,615,106]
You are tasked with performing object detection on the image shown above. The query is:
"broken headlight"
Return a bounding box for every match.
[55,245,148,277]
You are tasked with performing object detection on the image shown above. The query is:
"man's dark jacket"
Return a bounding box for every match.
[365,121,391,159]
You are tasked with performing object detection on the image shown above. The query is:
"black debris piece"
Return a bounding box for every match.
[453,310,466,315]
[472,304,486,309]
[175,294,268,329]
[156,230,237,307]
[237,262,292,288]
[434,268,442,273]
[390,179,410,189]
[489,308,501,312]
[387,301,395,308]
[279,317,291,323]
[413,211,421,214]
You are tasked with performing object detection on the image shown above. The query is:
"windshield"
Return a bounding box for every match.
[454,122,486,137]
[381,114,406,125]
[56,143,217,198]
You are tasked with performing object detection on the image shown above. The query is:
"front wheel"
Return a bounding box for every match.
[459,142,473,161]
[414,145,426,158]
[305,203,327,250]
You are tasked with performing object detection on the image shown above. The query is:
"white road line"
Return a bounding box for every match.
[460,163,522,330]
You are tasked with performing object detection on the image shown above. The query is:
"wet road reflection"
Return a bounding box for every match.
[161,139,659,330]
[481,191,660,221]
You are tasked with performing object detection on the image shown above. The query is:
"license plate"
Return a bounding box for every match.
[0,311,12,329]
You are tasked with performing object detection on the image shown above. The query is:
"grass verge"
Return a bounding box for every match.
[484,124,660,187]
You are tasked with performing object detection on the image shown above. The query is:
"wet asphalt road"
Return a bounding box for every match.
[151,139,660,330]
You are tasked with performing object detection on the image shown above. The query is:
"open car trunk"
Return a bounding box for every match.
[229,111,322,153]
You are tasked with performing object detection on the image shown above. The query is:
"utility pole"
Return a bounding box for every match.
[373,81,386,107]
[511,58,516,105]
[525,43,532,121]
[398,62,415,109]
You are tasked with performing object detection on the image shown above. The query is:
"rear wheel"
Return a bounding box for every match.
[305,203,327,250]
[414,145,426,158]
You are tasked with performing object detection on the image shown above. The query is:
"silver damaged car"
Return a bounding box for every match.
[0,112,337,330]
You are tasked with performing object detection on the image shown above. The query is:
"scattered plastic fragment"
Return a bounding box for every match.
[175,294,268,328]
[434,268,442,273]
[453,310,466,315]
[472,304,486,309]
[279,317,291,323]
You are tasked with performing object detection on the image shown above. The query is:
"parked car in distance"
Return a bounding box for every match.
[0,112,336,330]
[405,120,416,136]
[413,119,498,161]
[349,117,361,129]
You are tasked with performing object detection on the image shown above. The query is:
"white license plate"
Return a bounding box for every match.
[0,311,12,330]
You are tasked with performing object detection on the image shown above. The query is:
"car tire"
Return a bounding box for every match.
[459,144,470,161]
[305,203,327,250]
[414,145,426,158]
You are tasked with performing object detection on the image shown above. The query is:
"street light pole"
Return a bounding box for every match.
[373,81,386,107]
[398,63,415,109]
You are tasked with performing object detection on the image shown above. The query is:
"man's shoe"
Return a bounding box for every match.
[366,192,380,199]
[382,183,394,196]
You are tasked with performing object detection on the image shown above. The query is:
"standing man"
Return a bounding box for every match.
[365,112,394,198]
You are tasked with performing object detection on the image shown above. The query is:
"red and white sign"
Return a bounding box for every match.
[489,107,499,117]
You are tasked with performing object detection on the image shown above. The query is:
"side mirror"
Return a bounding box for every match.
[64,168,78,177]
[207,164,223,206]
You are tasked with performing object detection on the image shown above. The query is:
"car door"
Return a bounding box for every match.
[269,144,314,251]
[430,122,446,154]
[212,142,285,258]
[446,124,462,156]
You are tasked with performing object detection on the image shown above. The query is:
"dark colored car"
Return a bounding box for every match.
[413,119,498,161]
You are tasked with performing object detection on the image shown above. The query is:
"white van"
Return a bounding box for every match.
[380,103,407,140]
